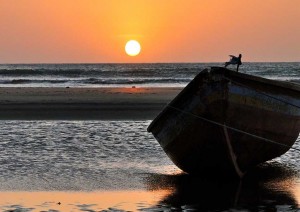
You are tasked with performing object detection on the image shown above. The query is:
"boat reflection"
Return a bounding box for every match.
[144,162,300,211]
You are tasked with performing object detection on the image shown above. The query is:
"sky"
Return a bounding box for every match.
[0,0,300,63]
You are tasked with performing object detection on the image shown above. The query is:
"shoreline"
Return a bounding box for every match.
[0,87,182,120]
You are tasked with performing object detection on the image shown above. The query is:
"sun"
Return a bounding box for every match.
[125,40,141,56]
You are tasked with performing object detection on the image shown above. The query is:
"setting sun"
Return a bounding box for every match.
[125,40,141,57]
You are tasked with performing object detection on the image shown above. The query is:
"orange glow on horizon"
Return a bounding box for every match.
[0,0,299,63]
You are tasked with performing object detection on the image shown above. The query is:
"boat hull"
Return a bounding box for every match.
[148,67,300,177]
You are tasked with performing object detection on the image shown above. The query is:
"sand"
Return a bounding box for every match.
[0,190,171,211]
[1,166,300,211]
[0,87,182,120]
[1,87,300,211]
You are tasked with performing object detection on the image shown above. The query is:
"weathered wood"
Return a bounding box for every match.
[148,67,300,177]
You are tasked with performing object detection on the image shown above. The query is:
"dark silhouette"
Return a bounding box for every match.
[225,54,242,72]
[144,163,298,211]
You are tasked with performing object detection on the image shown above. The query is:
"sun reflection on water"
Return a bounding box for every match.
[0,190,172,212]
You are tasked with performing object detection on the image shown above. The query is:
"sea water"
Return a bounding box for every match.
[0,62,299,87]
[1,63,300,211]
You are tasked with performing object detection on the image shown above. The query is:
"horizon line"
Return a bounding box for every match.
[0,61,300,65]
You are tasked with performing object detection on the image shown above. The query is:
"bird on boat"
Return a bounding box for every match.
[225,54,242,72]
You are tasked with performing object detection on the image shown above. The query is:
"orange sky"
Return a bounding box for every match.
[0,0,299,63]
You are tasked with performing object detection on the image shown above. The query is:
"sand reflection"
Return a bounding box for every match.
[1,163,300,211]
[292,183,300,207]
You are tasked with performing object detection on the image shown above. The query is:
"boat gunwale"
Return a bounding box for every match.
[221,67,300,92]
[147,67,300,133]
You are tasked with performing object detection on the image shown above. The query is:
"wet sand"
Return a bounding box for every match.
[0,164,300,211]
[0,87,182,120]
[0,190,171,211]
[1,87,300,211]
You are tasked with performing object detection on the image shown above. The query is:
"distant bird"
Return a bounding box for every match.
[225,54,242,72]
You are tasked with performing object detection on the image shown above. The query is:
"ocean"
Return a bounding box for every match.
[0,62,299,87]
[1,63,300,211]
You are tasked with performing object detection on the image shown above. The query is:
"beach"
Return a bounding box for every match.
[0,63,300,211]
[1,163,300,211]
[1,0,300,208]
[0,87,300,211]
[0,86,183,211]
[0,87,181,120]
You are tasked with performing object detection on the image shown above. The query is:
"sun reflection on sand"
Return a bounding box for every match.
[1,165,300,211]
[287,180,300,208]
[0,190,172,211]
[113,87,148,94]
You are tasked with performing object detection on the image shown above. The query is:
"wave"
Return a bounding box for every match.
[0,63,299,87]
[0,77,192,85]
[0,69,86,77]
[0,64,206,78]
[2,79,69,84]
[0,68,201,78]
[84,77,192,85]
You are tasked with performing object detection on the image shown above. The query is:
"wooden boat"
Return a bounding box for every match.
[147,67,300,177]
